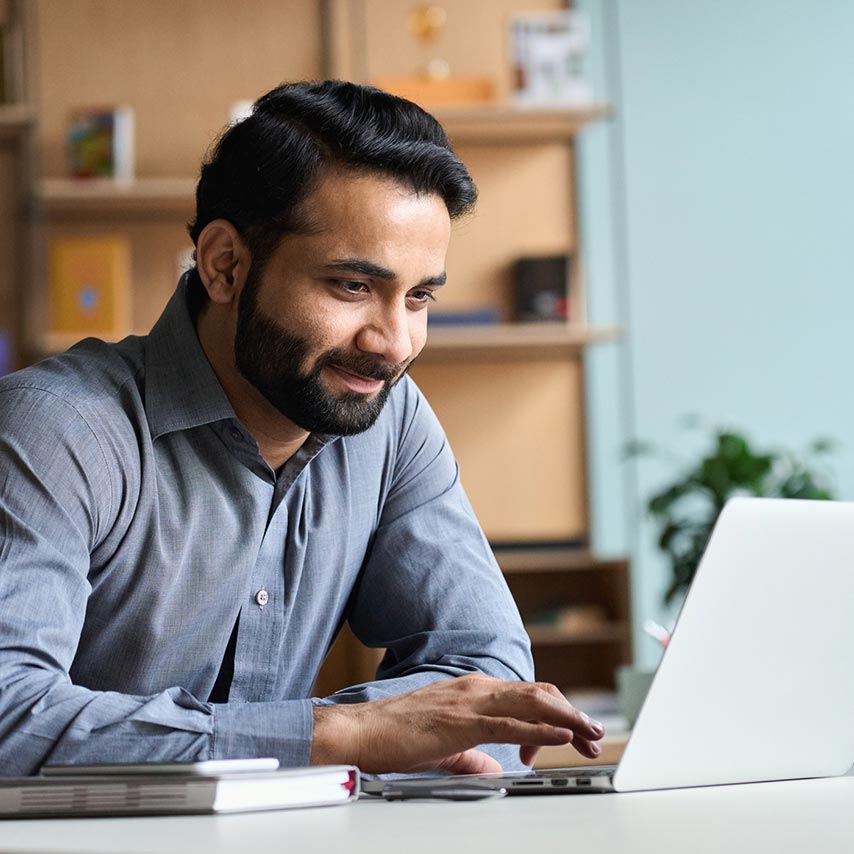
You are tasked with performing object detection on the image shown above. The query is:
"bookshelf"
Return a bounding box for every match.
[0,102,34,136]
[15,0,631,702]
[0,0,34,372]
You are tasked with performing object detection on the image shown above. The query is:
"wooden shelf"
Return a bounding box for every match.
[33,103,612,210]
[526,624,629,646]
[434,102,612,143]
[420,323,621,361]
[37,177,196,214]
[495,548,629,574]
[0,103,35,141]
[35,324,622,361]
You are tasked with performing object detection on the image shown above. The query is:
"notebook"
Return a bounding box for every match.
[0,761,359,817]
[367,497,854,795]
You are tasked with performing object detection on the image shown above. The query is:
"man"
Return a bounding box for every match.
[0,81,603,776]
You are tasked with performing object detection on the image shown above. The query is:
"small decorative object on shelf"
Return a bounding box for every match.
[229,99,254,125]
[527,604,609,637]
[48,235,131,337]
[67,105,135,180]
[372,4,495,106]
[509,9,592,106]
[513,254,570,322]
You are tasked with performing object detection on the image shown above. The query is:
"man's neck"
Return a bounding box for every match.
[196,304,310,470]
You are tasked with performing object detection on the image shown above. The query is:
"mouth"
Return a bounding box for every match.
[327,363,387,395]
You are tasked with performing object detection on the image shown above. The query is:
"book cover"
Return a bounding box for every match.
[67,106,135,180]
[428,307,502,326]
[48,236,131,336]
[0,765,359,817]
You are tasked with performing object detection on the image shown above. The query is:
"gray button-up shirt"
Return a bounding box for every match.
[0,279,533,775]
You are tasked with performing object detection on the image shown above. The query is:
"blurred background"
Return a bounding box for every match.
[1,0,852,737]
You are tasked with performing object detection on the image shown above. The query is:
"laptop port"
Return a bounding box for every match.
[576,778,592,786]
[551,779,569,787]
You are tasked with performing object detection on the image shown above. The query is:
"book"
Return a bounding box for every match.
[67,105,135,180]
[428,307,502,326]
[48,235,131,336]
[0,765,359,818]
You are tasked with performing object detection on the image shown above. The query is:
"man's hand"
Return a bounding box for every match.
[310,674,604,774]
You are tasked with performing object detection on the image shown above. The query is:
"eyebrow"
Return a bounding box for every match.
[324,258,447,288]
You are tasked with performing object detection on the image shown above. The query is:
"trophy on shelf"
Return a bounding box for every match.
[372,4,495,107]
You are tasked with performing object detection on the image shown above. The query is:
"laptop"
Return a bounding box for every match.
[365,497,854,795]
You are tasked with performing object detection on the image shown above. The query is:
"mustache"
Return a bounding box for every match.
[316,348,409,383]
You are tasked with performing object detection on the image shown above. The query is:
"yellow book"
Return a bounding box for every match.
[48,236,131,335]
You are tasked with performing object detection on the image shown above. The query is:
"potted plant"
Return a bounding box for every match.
[627,421,837,606]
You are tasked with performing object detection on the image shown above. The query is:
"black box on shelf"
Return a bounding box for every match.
[512,254,569,322]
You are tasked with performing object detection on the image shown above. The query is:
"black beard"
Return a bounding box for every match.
[234,272,408,436]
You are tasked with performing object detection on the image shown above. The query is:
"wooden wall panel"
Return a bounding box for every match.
[410,357,587,542]
[35,0,323,178]
[445,142,574,315]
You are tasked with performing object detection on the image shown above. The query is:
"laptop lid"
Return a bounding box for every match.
[613,497,854,792]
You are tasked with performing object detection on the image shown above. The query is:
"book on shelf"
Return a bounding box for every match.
[0,764,359,818]
[48,235,131,337]
[427,307,502,326]
[67,105,135,180]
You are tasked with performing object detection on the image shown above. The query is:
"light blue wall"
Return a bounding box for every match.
[577,0,854,666]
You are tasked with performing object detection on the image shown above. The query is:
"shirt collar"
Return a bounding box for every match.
[144,274,237,440]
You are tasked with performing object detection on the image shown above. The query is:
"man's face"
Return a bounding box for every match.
[234,170,451,435]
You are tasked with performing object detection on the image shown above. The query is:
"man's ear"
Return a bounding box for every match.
[195,220,250,304]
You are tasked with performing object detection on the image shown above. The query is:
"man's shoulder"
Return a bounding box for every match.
[0,336,145,426]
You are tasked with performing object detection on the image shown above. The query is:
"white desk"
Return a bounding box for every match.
[2,774,854,854]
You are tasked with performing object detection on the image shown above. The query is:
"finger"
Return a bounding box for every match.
[519,744,541,766]
[569,733,604,760]
[478,717,575,748]
[533,682,606,740]
[480,683,604,741]
[440,748,502,775]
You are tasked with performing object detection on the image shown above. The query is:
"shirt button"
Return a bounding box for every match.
[255,589,269,607]
[230,427,243,442]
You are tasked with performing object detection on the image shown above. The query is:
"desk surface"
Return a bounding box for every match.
[2,774,854,854]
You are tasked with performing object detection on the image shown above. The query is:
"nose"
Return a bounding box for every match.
[355,301,416,366]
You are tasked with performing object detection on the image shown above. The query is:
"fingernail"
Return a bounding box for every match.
[590,719,604,735]
[591,742,602,755]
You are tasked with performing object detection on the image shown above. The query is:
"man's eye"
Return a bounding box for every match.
[334,279,369,295]
[409,289,438,305]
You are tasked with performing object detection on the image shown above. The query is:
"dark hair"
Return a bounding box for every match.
[186,79,477,308]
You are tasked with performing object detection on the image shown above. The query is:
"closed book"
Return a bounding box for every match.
[48,235,131,336]
[428,307,502,326]
[67,105,134,180]
[0,766,359,818]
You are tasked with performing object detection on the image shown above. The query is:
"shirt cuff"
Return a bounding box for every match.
[211,699,314,767]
